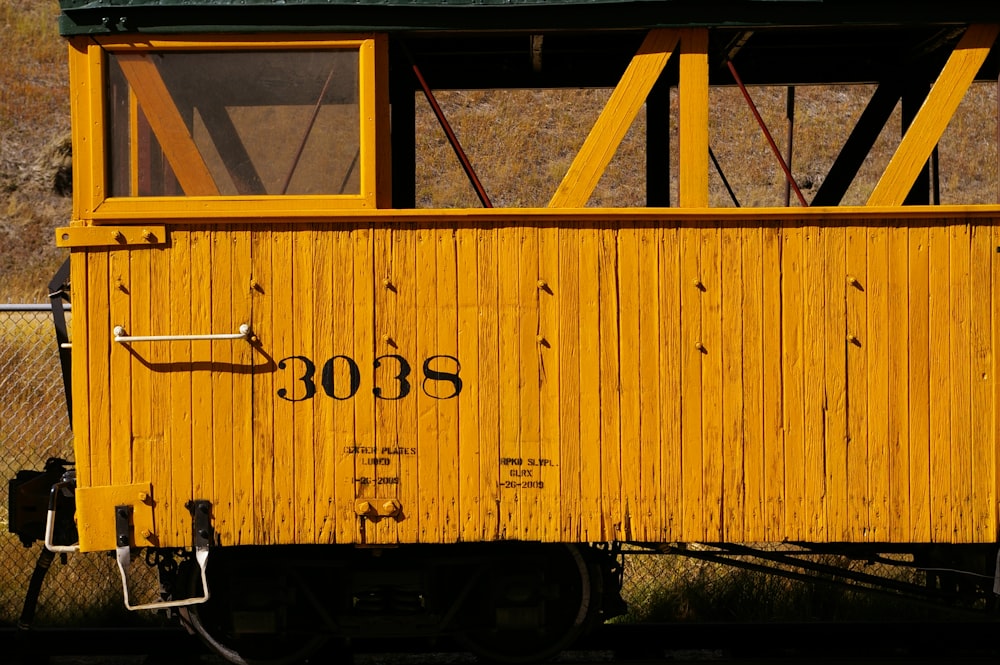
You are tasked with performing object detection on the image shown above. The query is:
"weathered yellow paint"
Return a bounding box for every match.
[76,483,154,551]
[867,24,999,206]
[67,214,1000,550]
[548,29,680,208]
[907,226,931,542]
[56,225,166,248]
[679,29,709,208]
[824,224,849,541]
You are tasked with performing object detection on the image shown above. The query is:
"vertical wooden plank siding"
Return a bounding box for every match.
[76,215,1000,550]
[109,249,132,488]
[907,227,931,542]
[558,223,582,541]
[928,225,953,541]
[637,225,662,540]
[294,226,317,542]
[618,223,641,539]
[210,228,235,542]
[970,222,995,542]
[457,227,482,541]
[190,231,214,526]
[824,224,849,540]
[887,224,910,540]
[250,229,275,543]
[231,228,253,544]
[538,225,561,541]
[659,224,682,538]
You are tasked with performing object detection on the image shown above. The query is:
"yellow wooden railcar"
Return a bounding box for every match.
[15,0,1000,660]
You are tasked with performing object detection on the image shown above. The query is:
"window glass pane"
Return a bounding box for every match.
[107,49,360,197]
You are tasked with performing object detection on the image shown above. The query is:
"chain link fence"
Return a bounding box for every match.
[0,304,161,628]
[2,305,992,630]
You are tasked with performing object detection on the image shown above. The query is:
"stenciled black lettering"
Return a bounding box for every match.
[373,354,412,400]
[421,355,462,399]
[322,354,361,400]
[276,355,316,401]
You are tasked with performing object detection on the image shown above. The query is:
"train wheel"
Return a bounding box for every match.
[457,543,601,663]
[177,549,331,665]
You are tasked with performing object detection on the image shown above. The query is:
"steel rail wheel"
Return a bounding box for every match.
[177,548,331,665]
[457,543,602,663]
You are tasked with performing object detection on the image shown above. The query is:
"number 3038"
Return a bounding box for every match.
[275,354,462,402]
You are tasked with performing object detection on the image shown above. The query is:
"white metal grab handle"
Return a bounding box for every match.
[113,324,251,343]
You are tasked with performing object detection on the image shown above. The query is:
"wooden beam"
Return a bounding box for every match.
[867,24,998,207]
[679,28,709,208]
[549,29,680,208]
[116,52,220,196]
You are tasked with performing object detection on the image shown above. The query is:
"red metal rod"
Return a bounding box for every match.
[404,45,493,208]
[727,60,808,207]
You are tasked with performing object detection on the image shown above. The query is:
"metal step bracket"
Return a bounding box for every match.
[114,501,212,611]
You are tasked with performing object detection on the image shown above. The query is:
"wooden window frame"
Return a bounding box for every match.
[69,34,390,222]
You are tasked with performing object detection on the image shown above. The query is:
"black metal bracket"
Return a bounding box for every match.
[189,500,213,548]
[115,504,133,549]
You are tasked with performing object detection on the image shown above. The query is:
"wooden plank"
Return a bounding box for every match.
[372,225,399,544]
[130,239,153,494]
[637,224,662,540]
[549,29,679,207]
[88,253,112,492]
[189,231,214,524]
[333,228,357,543]
[271,229,295,543]
[950,223,973,542]
[416,226,440,541]
[457,226,481,541]
[109,249,132,488]
[679,29,709,208]
[314,224,336,543]
[701,225,723,540]
[251,230,275,543]
[477,223,501,540]
[148,247,172,541]
[741,225,765,540]
[115,53,220,196]
[866,225,890,540]
[659,225,683,539]
[762,225,784,539]
[210,227,235,543]
[436,226,460,542]
[294,226,317,543]
[618,223,642,540]
[354,225,376,543]
[720,225,744,540]
[599,227,623,540]
[71,254,92,488]
[395,225,420,542]
[558,223,582,541]
[907,226,931,542]
[781,223,805,541]
[578,223,602,539]
[168,233,193,546]
[887,223,910,541]
[928,224,952,541]
[680,226,703,538]
[519,226,542,538]
[845,226,869,540]
[231,227,253,544]
[970,222,994,541]
[824,222,849,541]
[803,222,826,541]
[867,25,999,206]
[537,223,561,541]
